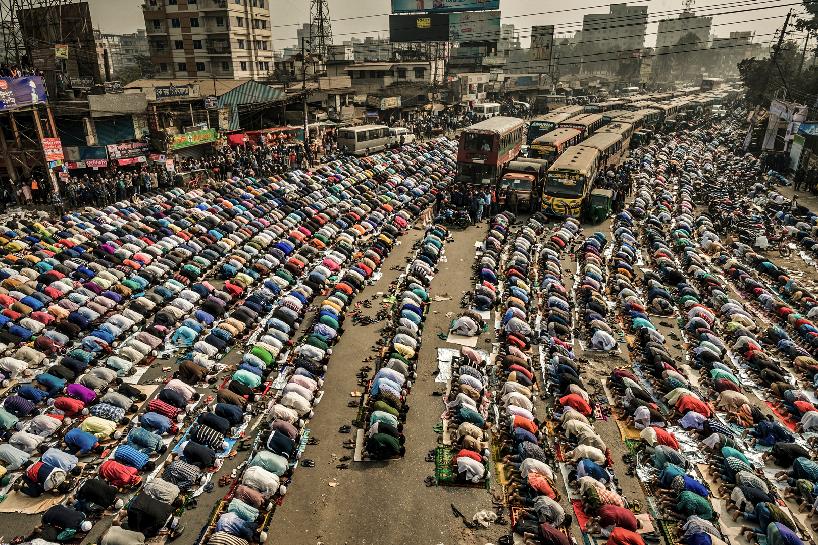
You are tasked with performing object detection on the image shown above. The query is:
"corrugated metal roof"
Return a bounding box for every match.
[217,80,285,108]
[217,80,287,132]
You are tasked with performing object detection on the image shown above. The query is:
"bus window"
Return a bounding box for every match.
[464,132,493,152]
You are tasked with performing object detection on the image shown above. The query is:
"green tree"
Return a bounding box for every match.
[738,40,803,106]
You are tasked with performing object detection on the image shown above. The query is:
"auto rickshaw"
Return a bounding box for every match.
[586,189,613,224]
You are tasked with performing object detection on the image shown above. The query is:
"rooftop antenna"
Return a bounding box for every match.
[683,0,694,12]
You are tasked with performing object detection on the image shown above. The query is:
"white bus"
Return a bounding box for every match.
[473,102,501,119]
[337,125,390,156]
[388,126,416,147]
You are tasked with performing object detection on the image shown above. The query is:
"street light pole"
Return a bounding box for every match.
[301,37,310,144]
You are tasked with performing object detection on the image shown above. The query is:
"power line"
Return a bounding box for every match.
[267,0,796,44]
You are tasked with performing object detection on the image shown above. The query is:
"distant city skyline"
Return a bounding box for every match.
[88,0,796,50]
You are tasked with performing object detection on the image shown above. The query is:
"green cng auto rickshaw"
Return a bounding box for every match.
[586,189,613,224]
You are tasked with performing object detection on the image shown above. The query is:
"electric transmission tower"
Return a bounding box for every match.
[309,0,333,60]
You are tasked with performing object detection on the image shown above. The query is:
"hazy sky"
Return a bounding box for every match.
[89,0,798,50]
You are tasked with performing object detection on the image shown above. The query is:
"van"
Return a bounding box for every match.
[388,127,416,147]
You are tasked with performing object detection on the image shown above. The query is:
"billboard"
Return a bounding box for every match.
[0,77,48,111]
[170,129,218,150]
[390,13,450,42]
[391,0,499,13]
[530,25,554,62]
[449,10,500,42]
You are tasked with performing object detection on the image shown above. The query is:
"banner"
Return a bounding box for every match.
[530,25,554,62]
[42,138,64,162]
[391,0,500,13]
[107,141,150,159]
[170,128,217,150]
[390,13,450,42]
[367,96,402,110]
[55,44,69,59]
[0,77,48,111]
[448,10,500,42]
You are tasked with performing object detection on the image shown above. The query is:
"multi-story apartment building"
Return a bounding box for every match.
[96,30,150,78]
[142,0,273,79]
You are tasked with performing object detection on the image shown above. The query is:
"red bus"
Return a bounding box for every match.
[457,116,526,187]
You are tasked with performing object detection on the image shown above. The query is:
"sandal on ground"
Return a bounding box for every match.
[302,459,316,467]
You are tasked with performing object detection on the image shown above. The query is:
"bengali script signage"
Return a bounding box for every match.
[42,138,64,162]
[170,128,217,150]
[107,141,150,159]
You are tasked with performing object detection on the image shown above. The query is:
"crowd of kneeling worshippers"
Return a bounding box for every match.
[502,122,818,545]
[604,129,816,545]
[359,223,449,460]
[446,212,542,483]
[0,138,455,544]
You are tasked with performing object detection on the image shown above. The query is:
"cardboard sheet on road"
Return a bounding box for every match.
[446,332,479,347]
[0,490,65,513]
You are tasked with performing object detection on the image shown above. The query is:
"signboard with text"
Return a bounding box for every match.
[155,85,191,99]
[391,0,499,13]
[0,77,48,111]
[107,141,150,159]
[449,10,500,42]
[530,25,554,62]
[42,138,64,162]
[170,128,217,150]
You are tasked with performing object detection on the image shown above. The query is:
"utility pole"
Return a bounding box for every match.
[763,9,792,100]
[301,37,309,144]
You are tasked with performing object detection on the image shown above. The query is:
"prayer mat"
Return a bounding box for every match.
[434,445,489,489]
[765,401,797,431]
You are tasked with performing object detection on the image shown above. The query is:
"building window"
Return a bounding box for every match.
[414,67,425,78]
[168,0,177,4]
[152,20,161,30]
[240,61,247,71]
[154,40,165,50]
[178,62,187,71]
[190,17,199,27]
[174,40,183,49]
[215,16,224,26]
[236,17,244,27]
[196,62,205,71]
[222,61,230,71]
[188,0,197,3]
[171,18,180,28]
[159,62,167,71]
[397,68,406,78]
[193,39,202,49]
[238,39,245,49]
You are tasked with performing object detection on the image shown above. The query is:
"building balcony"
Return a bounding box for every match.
[142,2,162,11]
[198,0,228,10]
[206,45,232,55]
[146,25,168,35]
[204,23,230,34]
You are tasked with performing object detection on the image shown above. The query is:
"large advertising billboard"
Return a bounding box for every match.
[390,13,450,42]
[391,0,499,13]
[530,25,554,62]
[449,10,500,42]
[0,77,48,111]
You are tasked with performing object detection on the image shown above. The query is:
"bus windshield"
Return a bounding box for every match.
[545,172,586,198]
[463,132,493,152]
[458,162,496,185]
